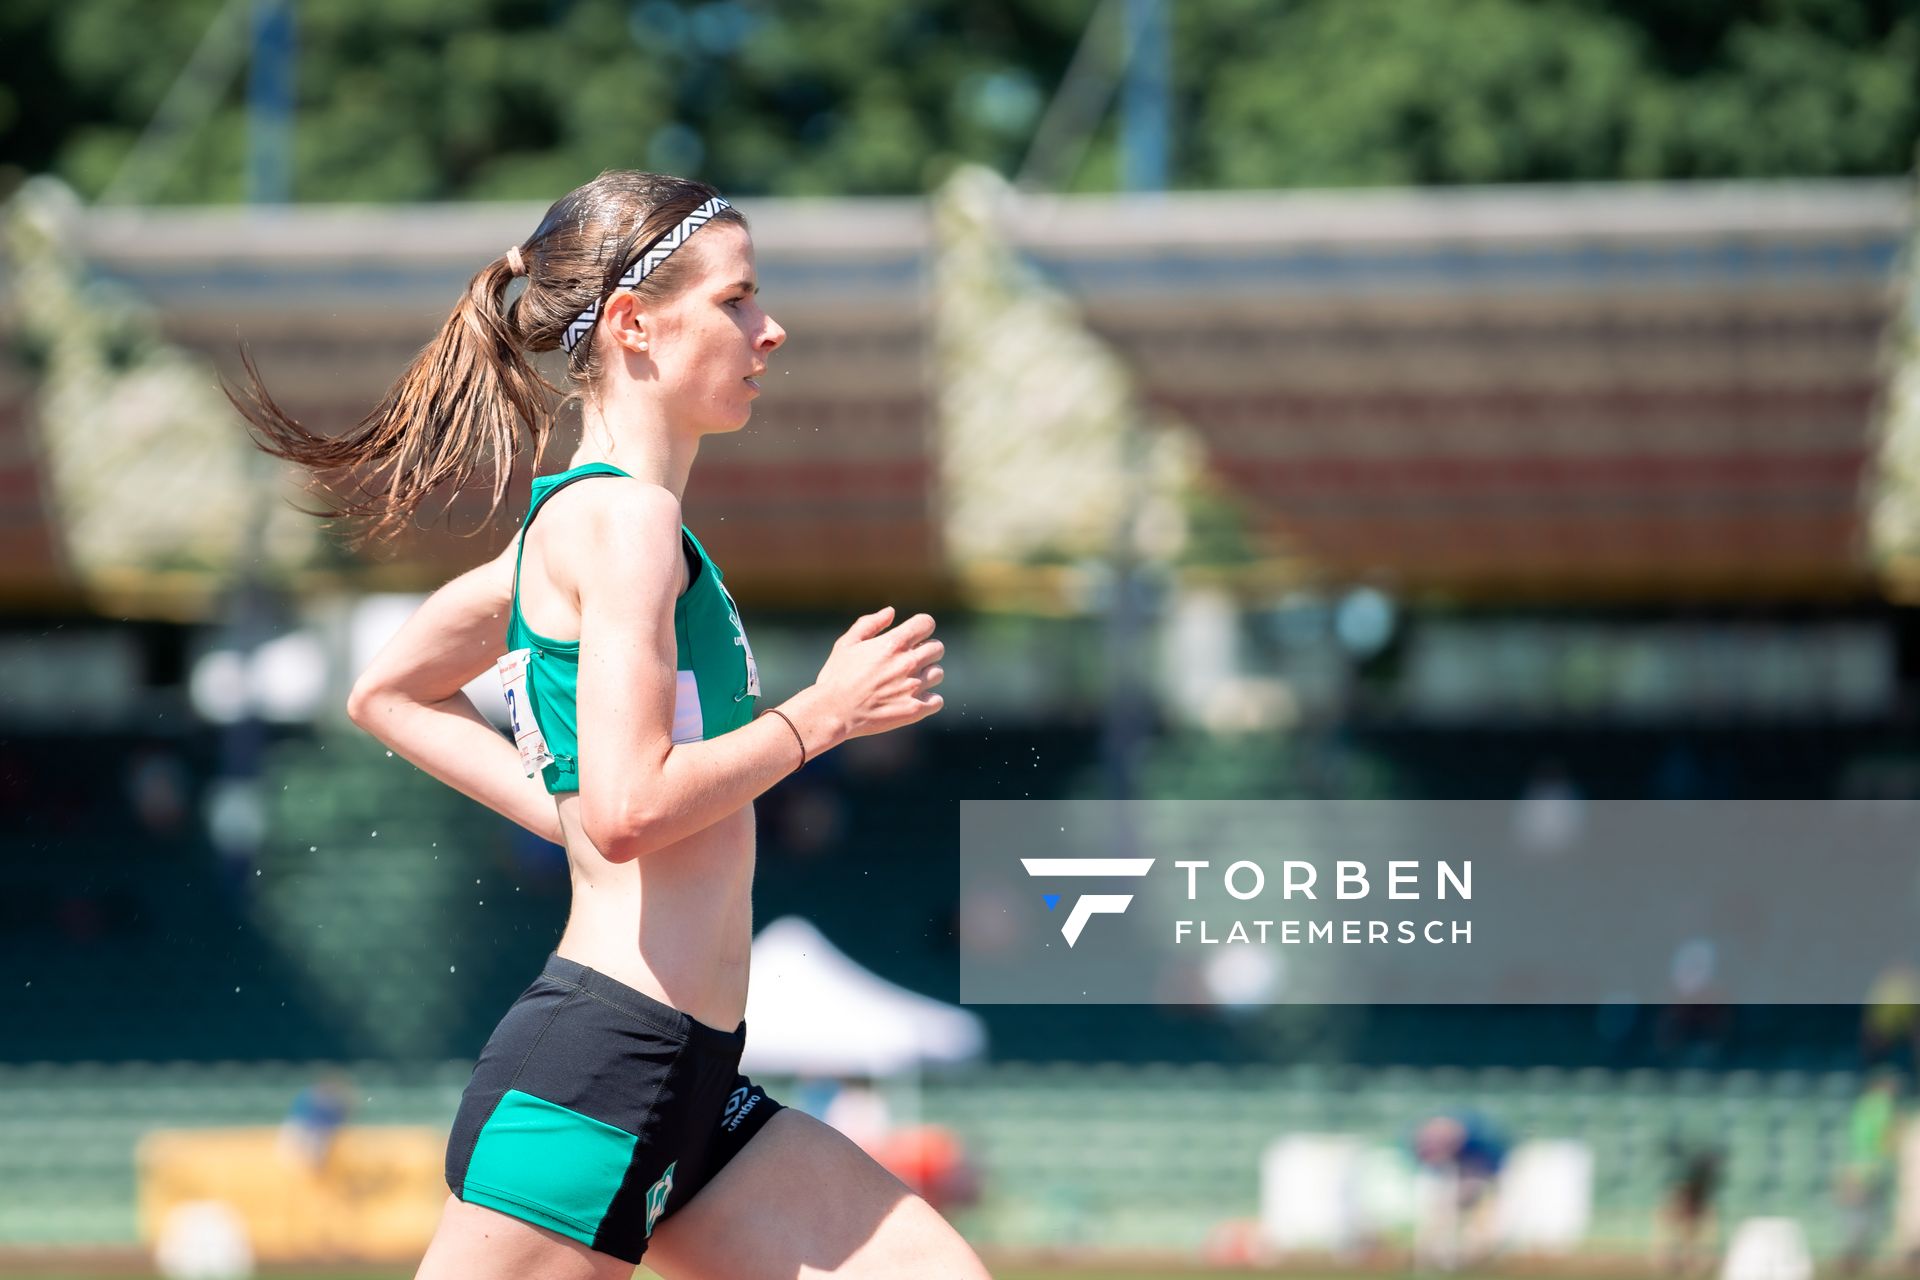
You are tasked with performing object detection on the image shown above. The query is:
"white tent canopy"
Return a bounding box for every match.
[740,916,987,1078]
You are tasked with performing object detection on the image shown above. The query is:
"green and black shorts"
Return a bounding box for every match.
[445,954,783,1263]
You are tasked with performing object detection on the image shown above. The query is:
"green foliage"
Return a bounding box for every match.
[0,0,1914,202]
[1185,0,1919,188]
[0,0,1084,201]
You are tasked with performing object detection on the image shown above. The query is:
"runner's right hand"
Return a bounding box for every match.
[807,606,945,744]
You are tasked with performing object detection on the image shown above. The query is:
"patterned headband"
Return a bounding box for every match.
[560,195,732,355]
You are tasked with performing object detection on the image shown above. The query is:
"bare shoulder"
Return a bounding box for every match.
[537,475,683,598]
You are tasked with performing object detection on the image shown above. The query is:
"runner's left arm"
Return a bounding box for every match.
[346,539,564,844]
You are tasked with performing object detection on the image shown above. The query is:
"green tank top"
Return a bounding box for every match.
[503,462,760,795]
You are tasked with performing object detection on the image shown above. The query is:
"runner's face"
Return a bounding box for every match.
[645,223,785,435]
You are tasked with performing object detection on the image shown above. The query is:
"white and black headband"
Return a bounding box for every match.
[560,195,732,355]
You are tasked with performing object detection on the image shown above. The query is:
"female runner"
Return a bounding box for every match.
[237,170,991,1279]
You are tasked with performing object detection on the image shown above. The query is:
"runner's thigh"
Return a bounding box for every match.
[644,1109,991,1280]
[415,1195,634,1280]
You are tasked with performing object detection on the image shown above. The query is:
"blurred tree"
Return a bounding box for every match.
[1183,0,1920,187]
[0,0,1085,201]
[0,0,1913,202]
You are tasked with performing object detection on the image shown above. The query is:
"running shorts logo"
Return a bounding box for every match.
[1021,858,1156,947]
[721,1085,761,1132]
[644,1160,677,1238]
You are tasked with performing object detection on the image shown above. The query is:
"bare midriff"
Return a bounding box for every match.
[550,795,756,1031]
[518,488,756,1032]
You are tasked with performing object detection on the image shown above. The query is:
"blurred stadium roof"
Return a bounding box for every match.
[0,179,1906,609]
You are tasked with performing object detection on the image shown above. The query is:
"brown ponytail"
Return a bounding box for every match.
[232,170,746,544]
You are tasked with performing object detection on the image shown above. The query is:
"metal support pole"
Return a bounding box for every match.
[246,0,296,204]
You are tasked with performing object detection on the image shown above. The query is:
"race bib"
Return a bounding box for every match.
[496,648,555,777]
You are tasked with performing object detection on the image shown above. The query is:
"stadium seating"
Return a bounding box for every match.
[0,1062,1875,1252]
[0,726,1903,1258]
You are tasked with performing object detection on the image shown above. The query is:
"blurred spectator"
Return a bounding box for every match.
[872,1125,980,1215]
[1837,1071,1902,1273]
[1412,1112,1507,1271]
[821,1078,893,1151]
[1656,939,1734,1068]
[815,1078,977,1214]
[1863,962,1920,1071]
[1511,760,1585,855]
[127,748,190,835]
[1654,1136,1722,1276]
[278,1074,353,1171]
